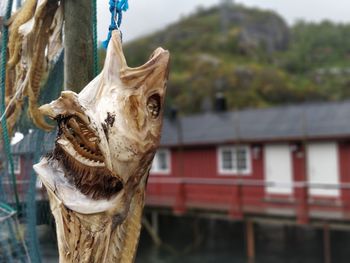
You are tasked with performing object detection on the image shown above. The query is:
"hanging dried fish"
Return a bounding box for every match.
[34,30,170,263]
[4,0,63,136]
[7,0,37,69]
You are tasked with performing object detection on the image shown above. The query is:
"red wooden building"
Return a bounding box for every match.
[11,100,350,225]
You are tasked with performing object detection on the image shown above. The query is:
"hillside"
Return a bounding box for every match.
[102,4,350,114]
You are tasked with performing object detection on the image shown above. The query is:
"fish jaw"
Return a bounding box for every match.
[37,29,170,212]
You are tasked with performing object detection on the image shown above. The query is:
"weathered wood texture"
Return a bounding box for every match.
[63,0,94,92]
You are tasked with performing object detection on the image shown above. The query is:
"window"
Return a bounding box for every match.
[151,149,171,174]
[36,177,43,189]
[218,146,251,175]
[8,155,20,174]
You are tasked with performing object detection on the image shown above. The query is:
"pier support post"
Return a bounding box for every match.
[323,224,332,263]
[246,220,256,263]
[151,211,159,238]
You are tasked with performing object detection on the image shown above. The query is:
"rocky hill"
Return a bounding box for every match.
[103,4,350,114]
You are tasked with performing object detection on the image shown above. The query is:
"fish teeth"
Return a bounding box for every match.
[57,139,69,146]
[59,139,105,168]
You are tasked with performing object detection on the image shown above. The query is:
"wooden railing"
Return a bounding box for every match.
[147,177,350,224]
[4,176,350,224]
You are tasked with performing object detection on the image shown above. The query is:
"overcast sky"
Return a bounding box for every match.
[97,0,350,42]
[1,1,349,41]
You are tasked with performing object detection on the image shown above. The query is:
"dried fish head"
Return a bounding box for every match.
[36,30,170,212]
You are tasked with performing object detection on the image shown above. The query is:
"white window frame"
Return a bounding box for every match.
[8,155,21,174]
[151,149,171,174]
[217,145,252,175]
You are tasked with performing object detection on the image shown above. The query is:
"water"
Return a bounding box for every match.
[39,215,350,263]
[135,214,350,263]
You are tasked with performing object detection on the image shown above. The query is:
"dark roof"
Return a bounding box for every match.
[160,100,350,146]
[12,100,350,154]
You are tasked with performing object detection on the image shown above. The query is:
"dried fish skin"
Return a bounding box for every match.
[34,30,170,263]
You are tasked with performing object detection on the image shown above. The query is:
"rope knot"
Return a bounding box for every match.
[103,0,129,49]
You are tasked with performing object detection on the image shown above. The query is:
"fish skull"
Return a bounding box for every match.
[35,30,170,215]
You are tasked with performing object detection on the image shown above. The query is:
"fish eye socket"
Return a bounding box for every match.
[147,94,161,119]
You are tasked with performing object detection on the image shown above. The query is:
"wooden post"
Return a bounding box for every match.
[294,145,309,225]
[63,0,94,91]
[323,224,332,263]
[142,215,162,247]
[173,181,186,215]
[151,211,159,239]
[229,181,243,220]
[297,182,309,225]
[246,220,256,263]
